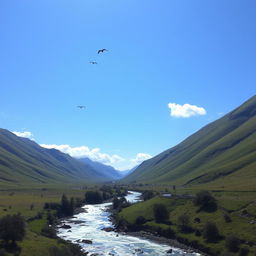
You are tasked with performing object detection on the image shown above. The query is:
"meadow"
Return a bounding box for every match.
[0,184,89,256]
[118,186,256,256]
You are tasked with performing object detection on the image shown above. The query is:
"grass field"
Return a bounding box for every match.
[0,185,89,256]
[118,189,256,256]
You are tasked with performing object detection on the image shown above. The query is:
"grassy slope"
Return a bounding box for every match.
[0,128,111,187]
[119,194,256,255]
[123,96,256,190]
[0,187,87,256]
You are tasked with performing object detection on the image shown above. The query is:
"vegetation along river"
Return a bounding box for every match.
[57,191,200,256]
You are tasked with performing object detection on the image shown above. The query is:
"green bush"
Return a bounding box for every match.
[0,249,7,256]
[225,235,240,252]
[239,247,249,256]
[193,191,217,212]
[142,190,155,201]
[85,191,103,204]
[153,204,169,223]
[49,243,84,256]
[135,216,146,225]
[0,214,26,244]
[223,213,232,223]
[178,214,190,232]
[41,225,57,238]
[203,222,220,242]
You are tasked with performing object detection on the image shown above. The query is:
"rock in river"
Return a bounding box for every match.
[82,239,93,244]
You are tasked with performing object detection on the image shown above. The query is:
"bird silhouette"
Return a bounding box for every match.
[77,106,86,109]
[97,49,108,54]
[89,61,98,64]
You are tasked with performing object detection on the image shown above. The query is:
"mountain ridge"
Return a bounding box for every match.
[122,95,256,190]
[0,129,118,186]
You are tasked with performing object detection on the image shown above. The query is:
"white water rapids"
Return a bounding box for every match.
[57,191,200,256]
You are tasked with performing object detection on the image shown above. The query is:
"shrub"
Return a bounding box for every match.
[0,249,7,256]
[112,197,129,210]
[223,213,232,223]
[161,228,175,239]
[135,216,146,225]
[47,212,56,225]
[195,230,201,236]
[41,225,57,239]
[49,245,81,256]
[239,247,249,256]
[203,222,220,242]
[225,235,240,252]
[85,191,103,204]
[178,214,190,232]
[193,190,217,212]
[194,217,201,223]
[113,197,121,209]
[153,204,169,223]
[74,197,84,208]
[142,191,155,201]
[0,214,26,244]
[61,194,71,216]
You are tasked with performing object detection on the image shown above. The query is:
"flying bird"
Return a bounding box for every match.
[97,48,108,54]
[89,61,98,64]
[77,106,86,109]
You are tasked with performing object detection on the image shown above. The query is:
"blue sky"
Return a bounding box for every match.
[1,0,255,170]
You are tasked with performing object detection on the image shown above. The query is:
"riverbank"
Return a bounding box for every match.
[123,231,205,255]
[57,191,200,255]
[110,210,205,255]
[108,191,205,255]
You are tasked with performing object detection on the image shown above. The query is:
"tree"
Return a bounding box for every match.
[193,190,217,212]
[41,225,56,239]
[85,191,103,204]
[239,247,249,256]
[0,214,26,244]
[0,249,7,256]
[113,196,121,209]
[30,203,34,211]
[153,204,169,223]
[142,190,154,201]
[135,216,146,226]
[61,194,70,216]
[68,197,75,216]
[47,212,56,225]
[225,235,240,252]
[203,222,220,242]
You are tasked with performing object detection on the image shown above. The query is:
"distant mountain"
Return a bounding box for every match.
[78,157,122,180]
[119,165,139,177]
[123,96,256,190]
[0,129,117,186]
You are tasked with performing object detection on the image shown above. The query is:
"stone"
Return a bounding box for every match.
[81,239,93,244]
[102,227,114,232]
[60,224,72,229]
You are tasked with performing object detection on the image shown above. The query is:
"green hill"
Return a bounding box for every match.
[0,128,116,187]
[123,96,256,190]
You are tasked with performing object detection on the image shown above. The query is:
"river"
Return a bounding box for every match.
[57,191,200,256]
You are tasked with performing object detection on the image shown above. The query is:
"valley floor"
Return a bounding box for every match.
[116,186,256,256]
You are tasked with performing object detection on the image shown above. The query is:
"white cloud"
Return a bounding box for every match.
[40,144,124,166]
[40,144,152,171]
[12,131,34,140]
[131,153,152,165]
[12,132,153,171]
[168,103,206,118]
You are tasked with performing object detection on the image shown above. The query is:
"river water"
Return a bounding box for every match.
[57,191,200,256]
